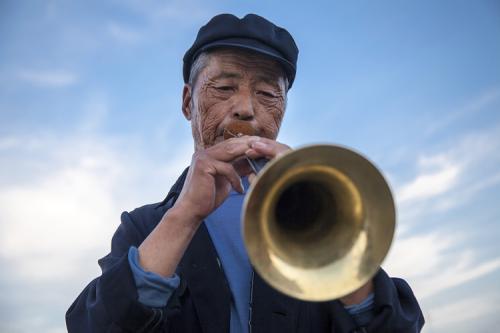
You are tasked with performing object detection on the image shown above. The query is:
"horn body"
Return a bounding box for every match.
[242,145,395,301]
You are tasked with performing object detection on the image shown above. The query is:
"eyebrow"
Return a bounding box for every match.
[211,72,242,81]
[254,74,281,87]
[210,71,282,90]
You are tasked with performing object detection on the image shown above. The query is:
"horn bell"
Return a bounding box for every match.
[242,144,395,301]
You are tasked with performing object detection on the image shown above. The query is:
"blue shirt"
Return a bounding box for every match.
[204,179,252,333]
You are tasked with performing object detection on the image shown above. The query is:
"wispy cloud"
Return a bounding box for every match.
[16,69,78,87]
[426,86,500,136]
[386,117,500,316]
[395,122,500,216]
[397,157,461,203]
[427,294,499,330]
[385,231,500,299]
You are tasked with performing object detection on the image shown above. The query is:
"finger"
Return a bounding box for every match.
[245,148,263,160]
[248,172,256,185]
[247,139,291,159]
[211,160,244,193]
[213,175,233,207]
[205,136,255,162]
[232,157,254,177]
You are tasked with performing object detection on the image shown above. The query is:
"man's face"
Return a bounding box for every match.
[183,49,287,151]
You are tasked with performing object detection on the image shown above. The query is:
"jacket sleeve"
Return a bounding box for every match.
[65,208,172,332]
[329,269,425,333]
[368,269,425,332]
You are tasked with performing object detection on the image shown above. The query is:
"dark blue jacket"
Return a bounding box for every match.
[66,168,424,332]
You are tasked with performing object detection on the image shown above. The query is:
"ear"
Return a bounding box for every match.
[182,84,193,120]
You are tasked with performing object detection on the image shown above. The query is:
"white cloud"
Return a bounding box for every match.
[0,126,192,332]
[427,295,498,329]
[16,69,77,87]
[385,121,500,327]
[384,231,500,300]
[395,123,500,214]
[384,232,456,280]
[397,159,460,203]
[0,138,120,280]
[0,133,190,282]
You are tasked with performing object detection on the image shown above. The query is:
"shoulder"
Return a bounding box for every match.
[126,201,170,223]
[122,201,173,237]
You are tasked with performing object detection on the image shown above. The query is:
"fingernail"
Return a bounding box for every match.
[239,179,244,192]
[248,173,256,184]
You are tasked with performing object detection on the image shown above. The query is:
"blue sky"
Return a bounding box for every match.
[1,1,499,332]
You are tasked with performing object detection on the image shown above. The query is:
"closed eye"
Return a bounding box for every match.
[257,90,277,98]
[216,86,234,91]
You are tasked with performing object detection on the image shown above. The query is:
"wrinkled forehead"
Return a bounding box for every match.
[204,49,287,85]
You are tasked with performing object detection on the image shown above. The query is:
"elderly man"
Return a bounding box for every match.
[66,14,424,332]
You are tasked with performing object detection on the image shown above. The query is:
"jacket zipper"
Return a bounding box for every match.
[248,270,255,333]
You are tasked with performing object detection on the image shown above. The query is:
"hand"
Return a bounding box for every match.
[138,136,291,278]
[173,136,257,225]
[244,137,291,184]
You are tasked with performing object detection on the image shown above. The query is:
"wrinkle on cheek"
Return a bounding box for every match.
[193,82,226,148]
[190,111,204,150]
[272,111,284,131]
[201,112,220,146]
[259,106,284,139]
[262,119,281,139]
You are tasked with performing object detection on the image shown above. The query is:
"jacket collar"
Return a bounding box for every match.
[156,167,189,209]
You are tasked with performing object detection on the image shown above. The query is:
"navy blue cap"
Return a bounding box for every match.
[183,14,299,88]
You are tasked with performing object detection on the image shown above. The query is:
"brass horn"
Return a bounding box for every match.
[242,145,395,301]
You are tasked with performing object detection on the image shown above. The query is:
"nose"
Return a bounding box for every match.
[231,90,254,121]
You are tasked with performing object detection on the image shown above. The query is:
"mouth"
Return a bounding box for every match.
[222,121,258,140]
